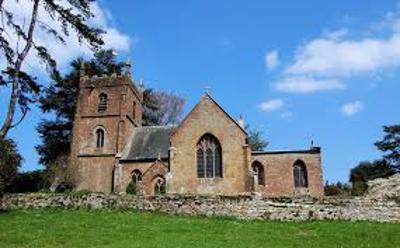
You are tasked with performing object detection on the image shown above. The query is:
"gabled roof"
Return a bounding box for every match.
[120,126,175,161]
[172,93,247,137]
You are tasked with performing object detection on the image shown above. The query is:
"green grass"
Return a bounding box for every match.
[0,209,399,248]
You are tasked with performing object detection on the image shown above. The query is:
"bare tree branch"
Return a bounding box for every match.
[9,107,27,129]
[0,0,39,138]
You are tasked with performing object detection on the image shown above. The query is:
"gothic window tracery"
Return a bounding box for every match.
[196,134,222,178]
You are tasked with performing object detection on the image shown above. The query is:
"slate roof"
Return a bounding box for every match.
[120,126,176,161]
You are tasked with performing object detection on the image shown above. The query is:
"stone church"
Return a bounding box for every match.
[69,65,324,197]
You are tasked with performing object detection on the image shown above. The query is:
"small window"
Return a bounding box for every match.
[96,129,104,148]
[293,160,308,188]
[98,93,108,112]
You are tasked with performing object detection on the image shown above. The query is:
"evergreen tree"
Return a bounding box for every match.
[375,125,400,172]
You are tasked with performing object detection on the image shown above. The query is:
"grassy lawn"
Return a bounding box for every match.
[0,209,399,248]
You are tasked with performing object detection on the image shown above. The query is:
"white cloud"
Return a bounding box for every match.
[2,1,132,74]
[265,50,279,70]
[259,99,285,112]
[272,9,400,94]
[285,34,400,77]
[275,76,346,94]
[341,101,364,116]
[280,111,293,118]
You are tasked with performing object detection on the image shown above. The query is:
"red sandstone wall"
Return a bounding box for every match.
[250,152,324,197]
[169,95,249,195]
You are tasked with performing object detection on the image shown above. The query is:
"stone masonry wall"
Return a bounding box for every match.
[2,193,399,223]
[251,152,324,197]
[169,95,248,195]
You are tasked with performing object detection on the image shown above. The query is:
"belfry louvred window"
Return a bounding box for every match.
[98,93,108,112]
[196,134,222,178]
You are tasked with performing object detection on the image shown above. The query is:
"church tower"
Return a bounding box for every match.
[69,62,143,193]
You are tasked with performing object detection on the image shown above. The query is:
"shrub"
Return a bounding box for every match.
[126,181,137,195]
[0,137,22,196]
[12,170,48,193]
[350,160,395,196]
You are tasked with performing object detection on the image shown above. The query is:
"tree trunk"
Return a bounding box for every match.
[0,0,39,138]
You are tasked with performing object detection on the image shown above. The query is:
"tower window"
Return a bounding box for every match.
[98,93,108,112]
[96,129,105,148]
[133,101,136,118]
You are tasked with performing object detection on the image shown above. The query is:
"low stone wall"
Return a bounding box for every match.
[1,193,399,222]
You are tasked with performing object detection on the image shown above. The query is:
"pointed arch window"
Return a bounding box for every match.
[98,93,108,112]
[252,161,265,186]
[196,134,222,178]
[293,160,308,188]
[96,129,105,148]
[128,170,142,195]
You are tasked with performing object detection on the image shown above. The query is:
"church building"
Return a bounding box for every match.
[69,65,324,197]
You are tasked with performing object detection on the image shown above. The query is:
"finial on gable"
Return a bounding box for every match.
[310,139,314,148]
[238,114,245,128]
[139,79,145,93]
[204,85,212,95]
[124,59,132,77]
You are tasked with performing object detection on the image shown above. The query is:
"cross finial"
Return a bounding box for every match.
[204,85,212,95]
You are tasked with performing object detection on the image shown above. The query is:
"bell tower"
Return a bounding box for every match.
[69,61,143,193]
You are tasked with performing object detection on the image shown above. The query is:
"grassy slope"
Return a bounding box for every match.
[0,209,399,248]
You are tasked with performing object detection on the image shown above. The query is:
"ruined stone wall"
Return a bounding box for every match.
[169,95,248,195]
[251,151,324,197]
[2,193,399,222]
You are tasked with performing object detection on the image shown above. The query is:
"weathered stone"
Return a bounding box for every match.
[1,193,399,223]
[367,174,400,200]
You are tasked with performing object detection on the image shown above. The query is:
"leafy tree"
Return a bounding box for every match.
[375,125,400,172]
[349,160,395,196]
[246,125,268,151]
[0,0,104,138]
[12,170,48,193]
[36,49,124,167]
[0,137,22,195]
[324,181,351,196]
[142,89,185,126]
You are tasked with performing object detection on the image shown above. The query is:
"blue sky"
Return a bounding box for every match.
[1,0,400,183]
